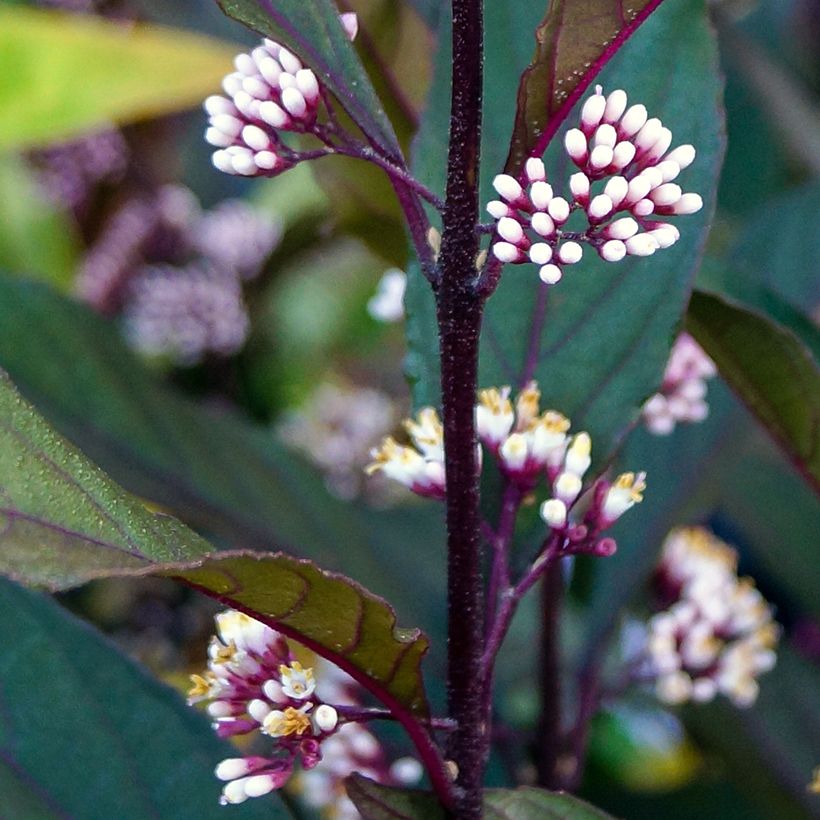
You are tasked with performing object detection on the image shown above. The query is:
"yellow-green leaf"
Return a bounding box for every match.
[0,6,238,150]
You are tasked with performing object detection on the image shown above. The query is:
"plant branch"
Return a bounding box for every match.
[437,0,485,814]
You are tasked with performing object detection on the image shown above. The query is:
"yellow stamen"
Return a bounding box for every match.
[264,706,313,737]
[188,673,213,699]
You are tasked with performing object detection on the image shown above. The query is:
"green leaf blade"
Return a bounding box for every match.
[686,289,820,492]
[0,6,238,150]
[505,0,665,174]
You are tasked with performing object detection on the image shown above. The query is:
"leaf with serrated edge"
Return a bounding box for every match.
[505,0,665,175]
[345,775,615,819]
[0,371,429,716]
[217,0,400,156]
[0,6,237,150]
[686,290,820,493]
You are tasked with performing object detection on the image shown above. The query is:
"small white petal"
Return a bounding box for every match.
[558,241,583,264]
[539,264,562,284]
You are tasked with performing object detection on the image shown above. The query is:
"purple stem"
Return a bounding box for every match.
[519,281,550,387]
[485,483,523,630]
[437,0,485,813]
[335,705,456,732]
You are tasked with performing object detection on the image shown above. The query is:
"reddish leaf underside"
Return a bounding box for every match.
[505,0,666,175]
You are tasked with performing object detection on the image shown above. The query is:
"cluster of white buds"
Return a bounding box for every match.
[295,662,422,818]
[642,333,717,435]
[189,610,350,805]
[365,407,446,499]
[642,528,779,707]
[205,14,358,176]
[539,434,646,554]
[489,85,702,285]
[475,382,570,487]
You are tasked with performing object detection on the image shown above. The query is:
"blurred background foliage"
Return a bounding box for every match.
[0,0,817,817]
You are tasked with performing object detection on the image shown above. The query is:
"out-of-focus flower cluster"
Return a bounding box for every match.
[75,186,280,364]
[642,333,717,435]
[641,527,779,707]
[489,85,702,286]
[367,381,646,554]
[189,610,420,810]
[205,15,358,177]
[279,381,399,501]
[367,268,407,323]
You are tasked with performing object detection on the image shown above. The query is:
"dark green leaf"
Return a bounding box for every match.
[0,372,430,716]
[686,289,820,493]
[0,6,237,149]
[0,276,446,639]
[345,775,615,819]
[505,0,665,174]
[0,577,290,819]
[407,0,724,471]
[216,0,400,156]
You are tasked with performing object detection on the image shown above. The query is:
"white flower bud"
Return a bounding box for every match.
[625,233,659,256]
[255,151,279,170]
[340,12,359,40]
[278,71,296,90]
[589,144,614,170]
[650,183,682,207]
[564,128,588,163]
[212,113,243,138]
[205,127,234,148]
[277,48,302,74]
[281,87,308,118]
[632,199,655,217]
[606,217,639,239]
[634,118,663,152]
[222,72,243,96]
[664,144,696,170]
[313,704,339,732]
[587,194,613,220]
[216,758,255,781]
[390,758,424,785]
[581,88,606,130]
[558,241,583,265]
[671,193,703,214]
[647,224,680,249]
[619,103,648,137]
[604,89,628,123]
[643,127,673,163]
[611,141,636,169]
[525,157,546,182]
[593,123,618,148]
[531,211,556,237]
[204,95,236,116]
[233,90,259,119]
[493,174,523,203]
[500,433,528,471]
[234,53,257,76]
[260,100,289,127]
[529,180,554,210]
[242,75,270,100]
[242,124,270,151]
[554,472,582,504]
[212,150,235,174]
[540,498,567,528]
[564,432,591,476]
[244,775,277,798]
[569,172,590,202]
[600,240,626,262]
[257,57,282,86]
[547,197,570,223]
[231,149,258,176]
[221,779,250,805]
[487,200,512,219]
[539,264,562,284]
[497,217,525,244]
[655,159,681,183]
[295,69,320,102]
[492,242,522,263]
[529,243,553,265]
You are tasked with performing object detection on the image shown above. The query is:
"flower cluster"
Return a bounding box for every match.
[205,15,358,177]
[76,186,280,364]
[365,407,446,499]
[489,85,702,285]
[642,333,717,435]
[279,381,399,500]
[190,609,418,808]
[642,528,779,707]
[368,382,646,552]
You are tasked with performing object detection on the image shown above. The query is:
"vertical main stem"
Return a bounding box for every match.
[536,560,564,788]
[438,0,484,816]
